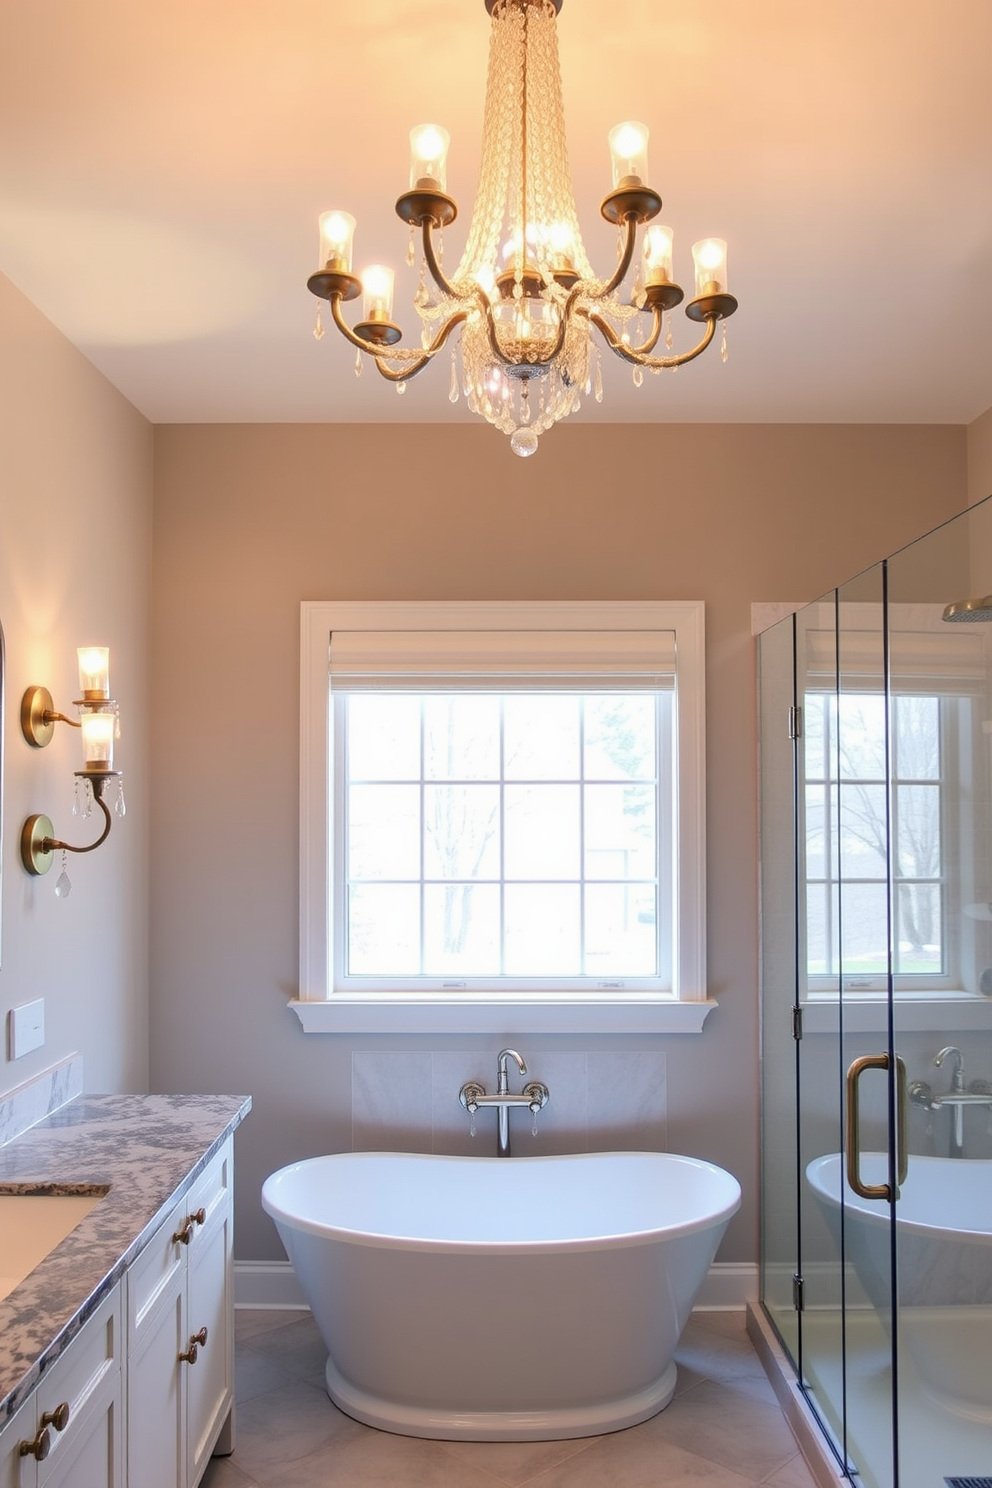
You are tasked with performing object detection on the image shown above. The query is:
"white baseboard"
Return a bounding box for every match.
[234,1259,758,1312]
[234,1261,308,1309]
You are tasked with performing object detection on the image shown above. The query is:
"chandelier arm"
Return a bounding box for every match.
[326,292,466,378]
[368,309,473,383]
[590,215,640,301]
[421,222,464,303]
[587,309,718,369]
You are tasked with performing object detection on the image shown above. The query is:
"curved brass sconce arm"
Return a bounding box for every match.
[21,686,82,748]
[21,778,118,877]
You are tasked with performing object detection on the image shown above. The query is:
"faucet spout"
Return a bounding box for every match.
[497,1048,527,1095]
[933,1046,966,1156]
[934,1046,965,1092]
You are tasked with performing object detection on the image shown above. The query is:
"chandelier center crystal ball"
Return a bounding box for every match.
[307,0,738,456]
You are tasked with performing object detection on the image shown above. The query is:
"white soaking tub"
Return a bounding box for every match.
[261,1149,741,1441]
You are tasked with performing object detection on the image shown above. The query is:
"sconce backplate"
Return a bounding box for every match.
[21,686,55,748]
[21,814,55,876]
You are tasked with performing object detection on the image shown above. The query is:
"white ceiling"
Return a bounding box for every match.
[1,0,990,428]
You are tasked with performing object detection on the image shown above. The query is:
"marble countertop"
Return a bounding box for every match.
[0,1092,251,1427]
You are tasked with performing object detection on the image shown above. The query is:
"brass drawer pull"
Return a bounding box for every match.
[172,1207,207,1245]
[18,1426,51,1461]
[41,1401,70,1433]
[178,1325,208,1365]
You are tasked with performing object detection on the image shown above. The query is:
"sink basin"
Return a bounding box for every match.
[0,1190,107,1302]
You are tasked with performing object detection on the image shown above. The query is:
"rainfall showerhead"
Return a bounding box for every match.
[942,595,992,623]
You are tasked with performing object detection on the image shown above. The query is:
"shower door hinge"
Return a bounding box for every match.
[793,1273,805,1312]
[792,1005,804,1041]
[788,705,803,740]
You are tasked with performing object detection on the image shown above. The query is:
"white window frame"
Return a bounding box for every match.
[293,600,716,1034]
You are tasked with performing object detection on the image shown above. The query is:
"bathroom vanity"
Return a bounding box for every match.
[0,1092,250,1488]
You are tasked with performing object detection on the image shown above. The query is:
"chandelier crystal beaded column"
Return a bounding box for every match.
[308,0,738,457]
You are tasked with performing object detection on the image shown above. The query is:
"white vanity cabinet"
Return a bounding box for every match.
[0,1283,123,1488]
[125,1138,234,1488]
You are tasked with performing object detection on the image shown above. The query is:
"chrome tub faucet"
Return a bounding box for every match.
[459,1048,550,1158]
[908,1047,992,1158]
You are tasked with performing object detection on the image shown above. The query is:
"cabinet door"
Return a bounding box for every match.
[40,1376,122,1488]
[126,1265,185,1488]
[0,1392,39,1488]
[185,1146,233,1486]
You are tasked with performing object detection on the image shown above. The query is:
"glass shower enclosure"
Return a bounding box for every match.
[758,495,992,1488]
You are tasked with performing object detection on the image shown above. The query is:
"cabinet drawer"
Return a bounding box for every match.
[126,1200,185,1340]
[126,1141,231,1343]
[186,1143,231,1240]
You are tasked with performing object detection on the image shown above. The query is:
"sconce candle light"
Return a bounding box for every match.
[20,647,125,887]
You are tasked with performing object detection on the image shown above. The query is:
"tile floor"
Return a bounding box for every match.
[200,1308,817,1488]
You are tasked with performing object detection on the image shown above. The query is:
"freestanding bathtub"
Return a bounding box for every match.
[261,1150,741,1441]
[806,1152,992,1419]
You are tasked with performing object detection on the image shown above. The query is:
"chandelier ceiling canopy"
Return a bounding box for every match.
[307,0,738,456]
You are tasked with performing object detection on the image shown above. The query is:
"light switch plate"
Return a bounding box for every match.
[8,999,45,1059]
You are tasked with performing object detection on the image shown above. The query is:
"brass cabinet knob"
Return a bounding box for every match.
[18,1425,51,1461]
[172,1207,207,1245]
[178,1325,209,1365]
[41,1401,70,1433]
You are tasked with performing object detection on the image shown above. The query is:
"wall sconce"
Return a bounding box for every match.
[20,647,125,894]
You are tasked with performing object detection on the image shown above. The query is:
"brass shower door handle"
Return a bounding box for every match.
[845,1053,908,1200]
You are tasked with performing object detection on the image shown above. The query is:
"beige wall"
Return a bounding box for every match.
[0,272,152,1096]
[150,421,966,1263]
[968,405,992,506]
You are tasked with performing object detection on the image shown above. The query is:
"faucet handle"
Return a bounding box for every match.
[459,1081,485,1115]
[523,1081,549,1115]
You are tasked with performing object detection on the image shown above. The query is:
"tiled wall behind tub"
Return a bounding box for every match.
[352,1050,667,1155]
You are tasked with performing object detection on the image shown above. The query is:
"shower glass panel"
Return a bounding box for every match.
[801,566,897,1488]
[758,609,800,1363]
[886,502,992,1488]
[758,493,992,1488]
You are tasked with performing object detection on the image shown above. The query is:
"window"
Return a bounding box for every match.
[296,602,712,1033]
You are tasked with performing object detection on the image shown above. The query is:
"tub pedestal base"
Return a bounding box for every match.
[324,1357,679,1442]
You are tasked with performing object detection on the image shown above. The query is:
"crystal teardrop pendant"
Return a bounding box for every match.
[313,306,324,341]
[55,853,71,899]
[448,350,459,404]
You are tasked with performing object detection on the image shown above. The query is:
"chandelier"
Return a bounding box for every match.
[307,0,738,457]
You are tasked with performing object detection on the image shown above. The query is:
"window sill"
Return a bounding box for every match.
[801,992,992,1035]
[288,995,719,1036]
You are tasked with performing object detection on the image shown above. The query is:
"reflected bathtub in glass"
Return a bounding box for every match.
[807,1152,992,1419]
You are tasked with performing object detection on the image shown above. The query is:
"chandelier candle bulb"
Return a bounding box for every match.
[692,238,729,298]
[409,124,450,190]
[318,211,356,273]
[643,225,675,283]
[361,265,395,323]
[77,646,110,701]
[79,710,115,770]
[609,121,650,186]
